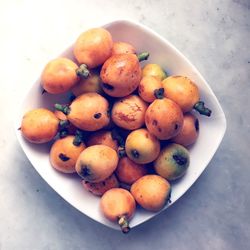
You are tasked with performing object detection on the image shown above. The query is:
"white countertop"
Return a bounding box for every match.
[0,0,250,249]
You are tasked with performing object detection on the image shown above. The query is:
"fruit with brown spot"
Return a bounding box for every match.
[50,135,85,173]
[100,53,142,97]
[125,128,160,164]
[82,174,119,196]
[112,95,148,130]
[87,130,118,150]
[75,145,118,183]
[154,143,190,180]
[145,97,184,140]
[162,76,211,116]
[55,93,110,131]
[172,113,199,146]
[138,76,163,103]
[111,41,136,55]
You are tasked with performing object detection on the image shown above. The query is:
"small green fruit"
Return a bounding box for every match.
[154,143,190,180]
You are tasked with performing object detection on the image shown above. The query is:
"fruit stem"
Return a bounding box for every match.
[118,146,126,158]
[59,120,70,130]
[54,104,70,115]
[137,52,150,62]
[73,130,85,146]
[59,130,68,138]
[118,215,130,234]
[193,101,212,117]
[111,129,124,146]
[76,64,90,79]
[154,88,165,99]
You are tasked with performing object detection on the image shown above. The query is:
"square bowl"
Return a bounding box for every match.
[15,20,227,230]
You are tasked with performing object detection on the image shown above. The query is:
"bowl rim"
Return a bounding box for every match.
[14,19,227,230]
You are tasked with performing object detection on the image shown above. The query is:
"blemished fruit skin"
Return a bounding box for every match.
[50,136,86,173]
[41,58,79,94]
[67,93,110,131]
[145,98,184,140]
[171,113,199,147]
[154,143,190,181]
[21,108,59,143]
[87,130,118,151]
[162,76,199,113]
[142,63,167,81]
[131,175,171,212]
[100,188,136,221]
[100,53,142,97]
[138,76,163,103]
[82,174,119,196]
[75,145,118,183]
[74,28,113,68]
[111,42,136,55]
[111,95,148,130]
[115,157,147,185]
[125,128,160,164]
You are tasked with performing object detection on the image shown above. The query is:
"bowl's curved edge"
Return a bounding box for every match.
[14,19,227,231]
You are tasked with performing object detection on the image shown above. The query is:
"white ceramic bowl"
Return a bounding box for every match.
[15,20,226,230]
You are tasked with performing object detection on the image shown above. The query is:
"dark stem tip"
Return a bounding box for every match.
[118,148,126,158]
[193,101,212,117]
[118,216,130,234]
[154,88,165,99]
[73,129,86,146]
[73,136,82,146]
[76,64,90,79]
[137,52,150,62]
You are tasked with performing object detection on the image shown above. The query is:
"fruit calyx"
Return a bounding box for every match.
[154,88,165,99]
[173,154,187,165]
[118,215,130,234]
[73,130,85,146]
[131,149,140,159]
[76,64,90,79]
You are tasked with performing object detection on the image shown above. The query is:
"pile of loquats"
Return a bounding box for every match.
[20,27,211,233]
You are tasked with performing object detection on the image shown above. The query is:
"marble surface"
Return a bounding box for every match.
[0,0,250,249]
